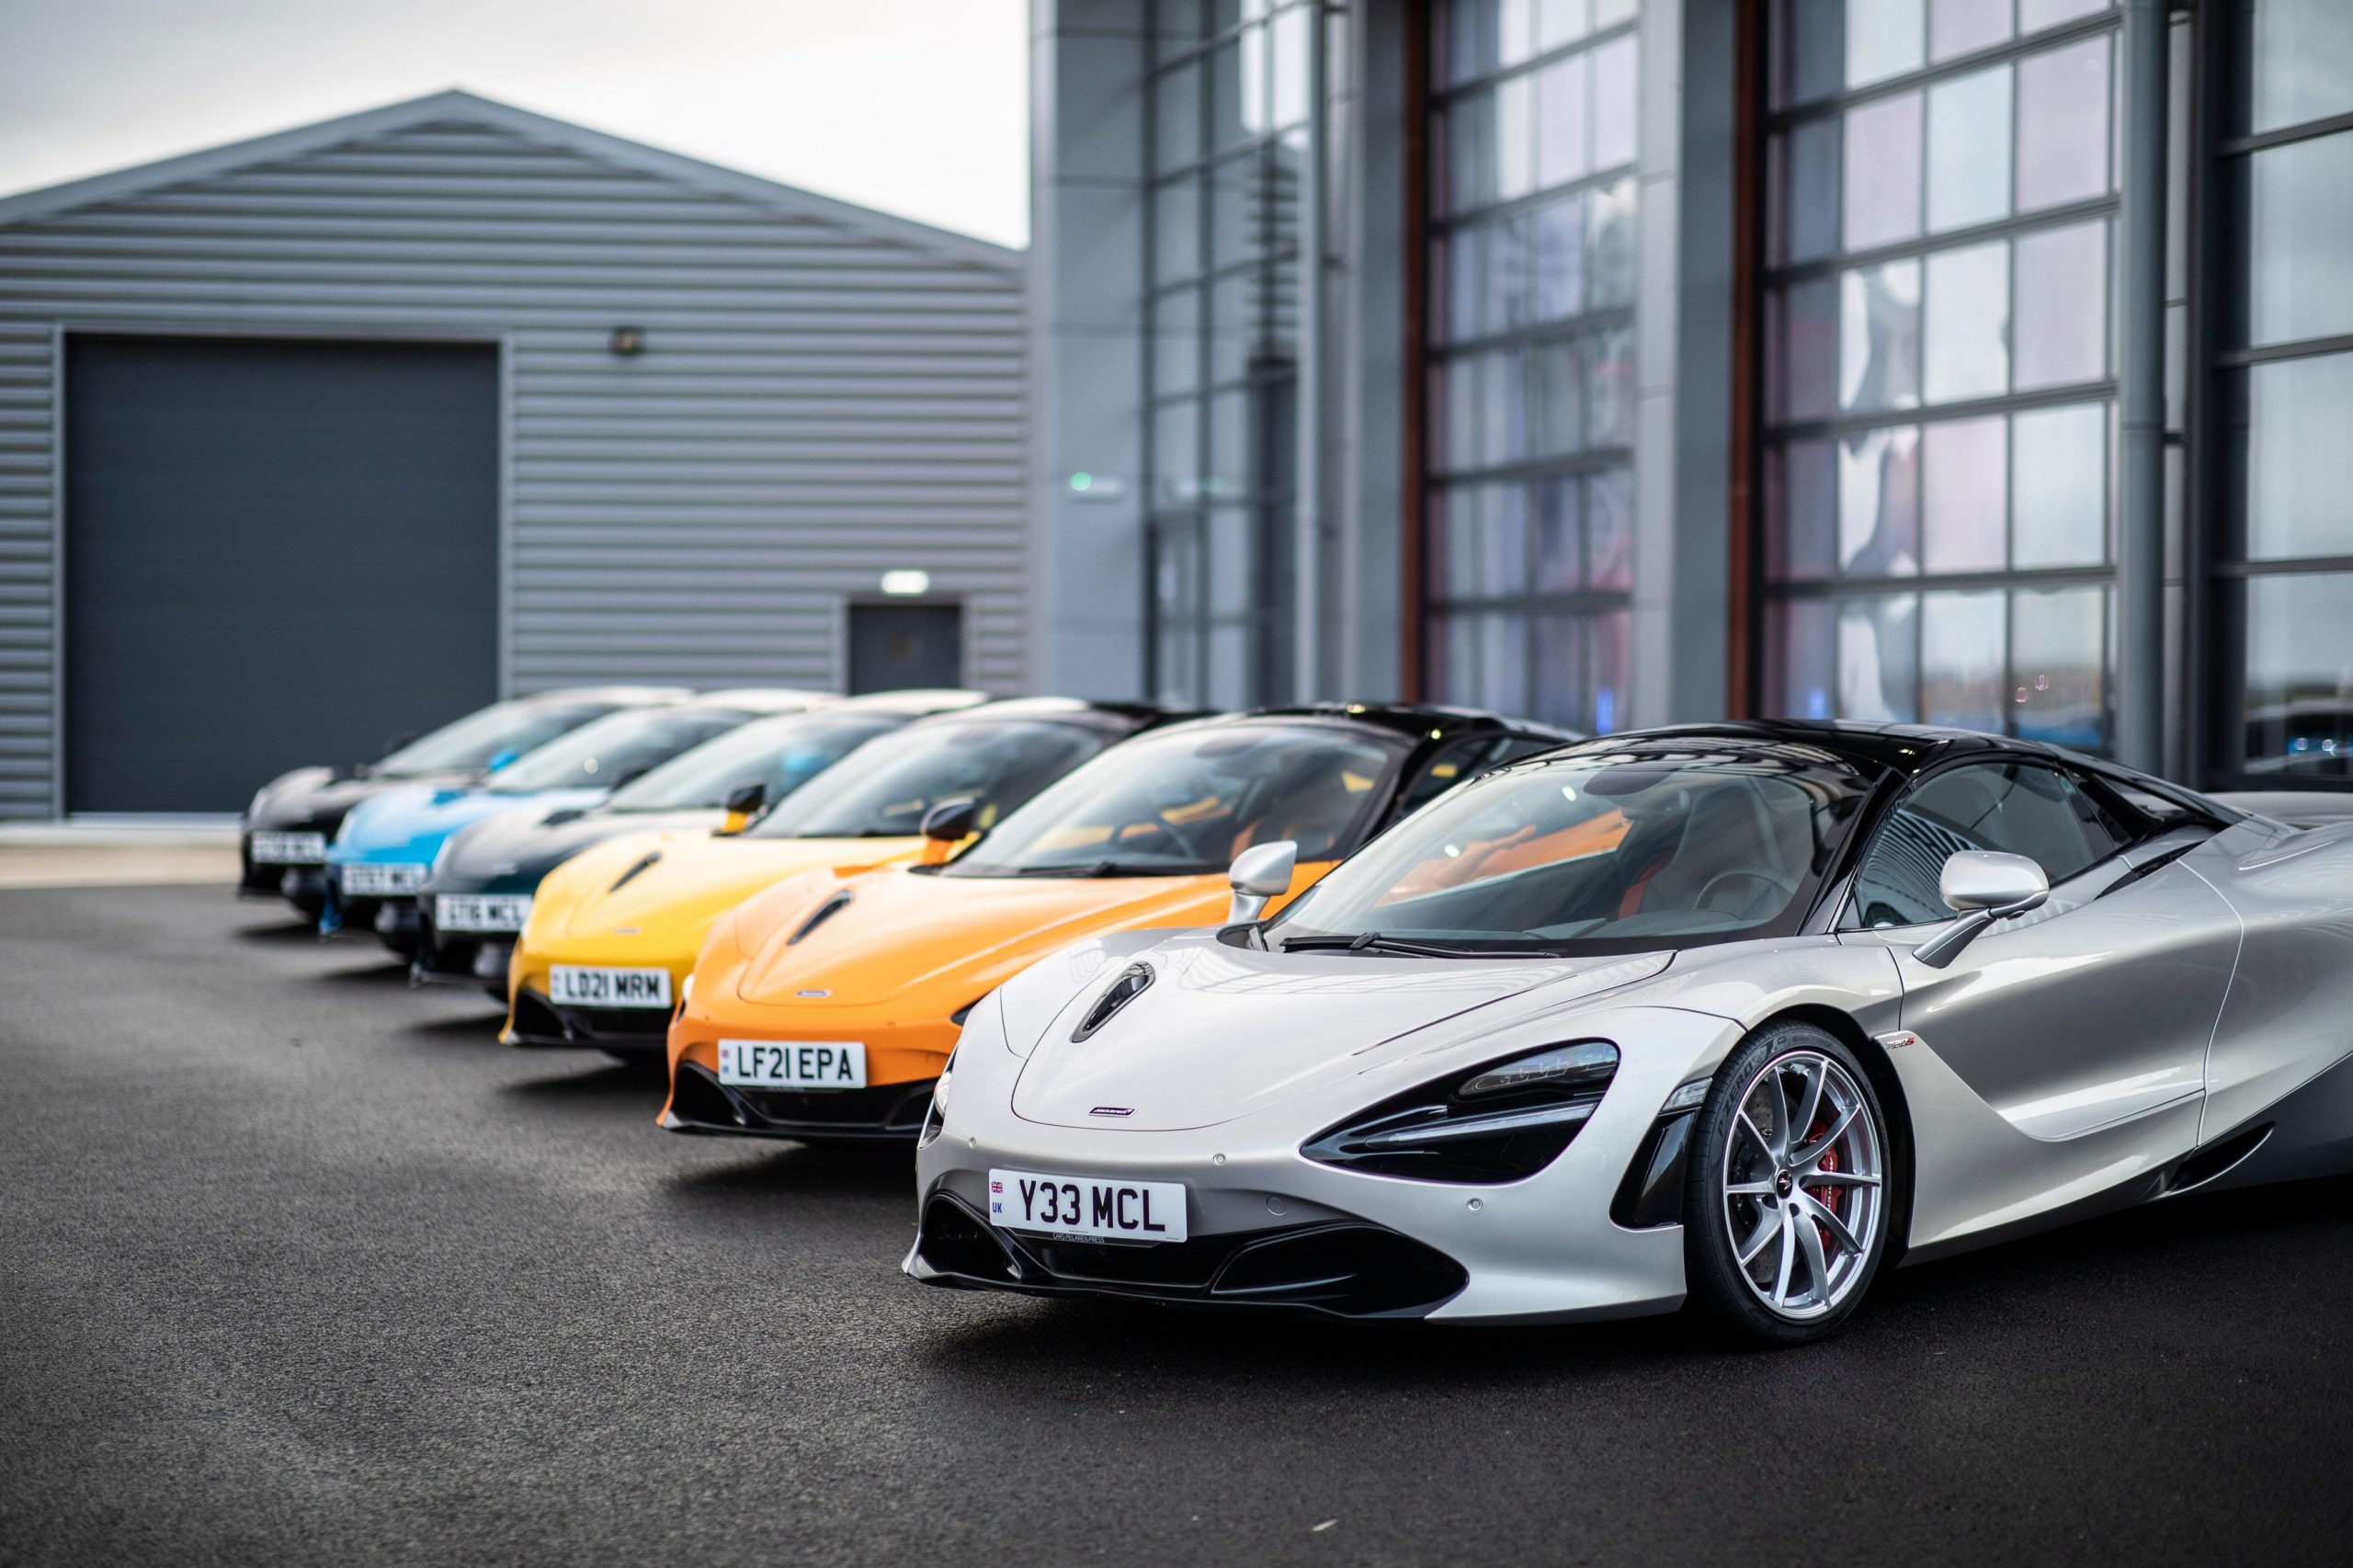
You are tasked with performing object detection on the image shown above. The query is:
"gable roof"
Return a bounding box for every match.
[0,87,1018,273]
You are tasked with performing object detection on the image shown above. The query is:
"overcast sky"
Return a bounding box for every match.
[0,0,1030,246]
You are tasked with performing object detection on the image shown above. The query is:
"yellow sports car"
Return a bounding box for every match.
[503,699,1183,1060]
[662,705,1572,1142]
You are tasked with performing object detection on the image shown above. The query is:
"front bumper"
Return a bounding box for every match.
[660,1060,934,1142]
[505,987,673,1056]
[412,903,517,1000]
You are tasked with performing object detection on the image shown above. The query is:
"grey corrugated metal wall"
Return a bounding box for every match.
[0,93,1029,819]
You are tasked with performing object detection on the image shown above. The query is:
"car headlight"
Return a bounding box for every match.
[919,1046,957,1147]
[1302,1040,1619,1184]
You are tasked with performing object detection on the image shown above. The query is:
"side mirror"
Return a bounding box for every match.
[610,764,652,790]
[1915,851,2050,969]
[1225,839,1298,925]
[718,779,767,835]
[917,796,980,865]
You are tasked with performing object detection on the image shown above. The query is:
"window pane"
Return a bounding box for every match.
[1270,4,1311,129]
[1206,387,1249,498]
[1497,0,1537,69]
[1593,0,1636,25]
[1444,224,1485,338]
[1839,425,1921,574]
[1444,0,1498,85]
[1532,339,1584,456]
[1496,74,1536,200]
[2248,131,2353,347]
[1480,348,1530,467]
[2012,403,2107,566]
[2019,0,2109,33]
[1536,0,1591,51]
[1586,466,1634,590]
[1529,194,1587,319]
[1155,62,1202,175]
[1530,612,1589,731]
[1153,286,1202,400]
[1154,179,1201,283]
[1434,611,1531,714]
[1534,51,1590,188]
[1770,437,1839,580]
[1843,90,1925,251]
[1924,240,2010,402]
[1773,0,1846,109]
[1847,0,1925,88]
[1779,116,1842,265]
[1927,65,2011,233]
[1840,259,1922,413]
[1586,177,1638,308]
[2017,37,2110,212]
[1446,91,1495,213]
[1782,277,1839,421]
[1930,0,2010,62]
[1153,400,1199,505]
[1922,590,2008,730]
[2013,220,2106,389]
[1490,212,1536,330]
[2251,0,2353,134]
[1209,40,1256,151]
[1838,595,1922,722]
[2246,352,2353,561]
[1436,357,1477,473]
[1586,325,1635,448]
[2011,585,2106,746]
[1588,607,1629,732]
[1769,597,1837,720]
[2244,573,2353,774]
[1591,34,1639,169]
[1534,476,1583,591]
[1921,415,2008,572]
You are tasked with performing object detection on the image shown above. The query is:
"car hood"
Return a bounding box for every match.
[546,831,927,943]
[246,766,474,834]
[730,865,1310,1009]
[333,783,607,864]
[1006,932,1675,1131]
[428,805,722,895]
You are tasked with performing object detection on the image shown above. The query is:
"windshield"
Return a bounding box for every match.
[944,722,1408,878]
[605,711,905,812]
[748,718,1111,839]
[374,699,614,777]
[485,706,752,794]
[1268,743,1873,953]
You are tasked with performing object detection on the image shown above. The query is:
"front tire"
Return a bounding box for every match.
[1682,1023,1893,1346]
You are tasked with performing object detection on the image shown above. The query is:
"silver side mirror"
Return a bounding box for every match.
[1225,839,1297,926]
[1915,850,2050,969]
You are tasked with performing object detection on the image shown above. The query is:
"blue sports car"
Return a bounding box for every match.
[321,689,829,949]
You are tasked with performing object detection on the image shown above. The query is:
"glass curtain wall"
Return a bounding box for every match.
[1759,0,2120,750]
[1145,0,1316,708]
[2211,0,2353,778]
[1424,0,1640,734]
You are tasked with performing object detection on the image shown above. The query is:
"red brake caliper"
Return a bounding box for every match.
[1803,1119,1842,1248]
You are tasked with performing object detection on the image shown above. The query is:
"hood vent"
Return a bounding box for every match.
[789,889,854,946]
[607,848,663,892]
[1072,962,1154,1042]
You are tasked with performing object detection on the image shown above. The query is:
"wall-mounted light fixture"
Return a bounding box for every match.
[879,570,931,597]
[608,325,645,357]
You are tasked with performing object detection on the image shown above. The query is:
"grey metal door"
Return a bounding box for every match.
[64,335,499,812]
[847,603,961,694]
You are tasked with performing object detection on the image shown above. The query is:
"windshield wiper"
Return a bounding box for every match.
[1279,931,1549,960]
[1008,859,1167,878]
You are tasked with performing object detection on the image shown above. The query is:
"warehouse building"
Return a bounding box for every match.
[0,91,1026,816]
[1028,0,2353,790]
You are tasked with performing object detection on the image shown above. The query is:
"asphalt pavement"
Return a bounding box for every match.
[3,883,2349,1566]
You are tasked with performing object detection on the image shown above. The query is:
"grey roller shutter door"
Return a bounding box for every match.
[64,335,499,812]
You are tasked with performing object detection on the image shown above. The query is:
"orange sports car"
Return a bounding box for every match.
[662,704,1574,1142]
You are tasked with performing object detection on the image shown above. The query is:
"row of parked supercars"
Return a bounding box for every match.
[242,685,2353,1344]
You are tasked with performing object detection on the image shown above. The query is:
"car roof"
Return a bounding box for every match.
[677,687,842,714]
[1212,702,1580,744]
[832,688,994,715]
[523,685,693,706]
[899,696,1207,735]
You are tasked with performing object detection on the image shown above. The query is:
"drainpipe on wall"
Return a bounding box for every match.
[2114,0,2168,774]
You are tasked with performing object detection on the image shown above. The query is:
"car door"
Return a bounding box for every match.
[1838,758,2239,1253]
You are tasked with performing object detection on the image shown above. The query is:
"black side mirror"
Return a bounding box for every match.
[920,796,980,843]
[722,780,767,817]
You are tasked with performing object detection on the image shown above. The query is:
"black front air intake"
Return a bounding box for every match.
[910,1193,1468,1319]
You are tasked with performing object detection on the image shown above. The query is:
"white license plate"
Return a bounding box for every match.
[988,1168,1188,1244]
[717,1039,867,1089]
[250,831,326,864]
[341,861,426,896]
[548,964,672,1009]
[438,893,533,933]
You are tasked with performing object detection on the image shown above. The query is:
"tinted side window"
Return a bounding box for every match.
[1850,763,2128,928]
[1392,736,1512,821]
